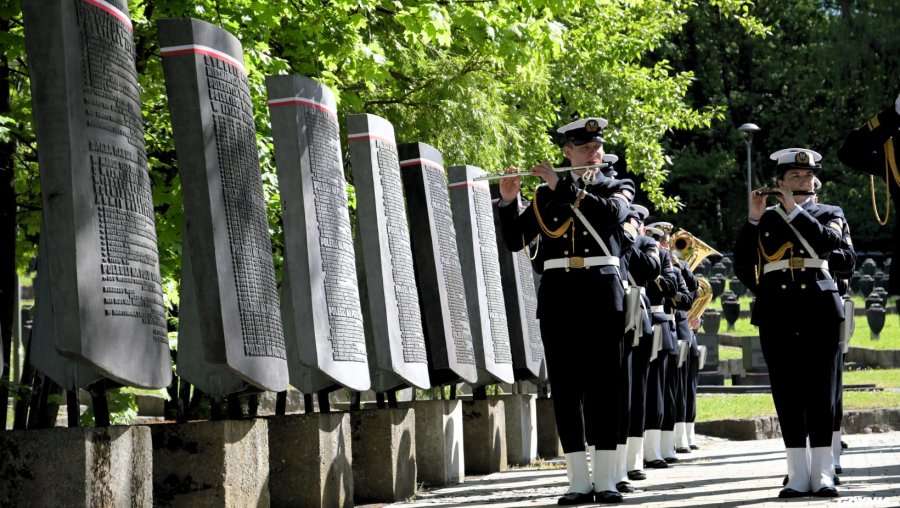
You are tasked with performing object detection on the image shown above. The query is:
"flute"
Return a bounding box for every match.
[753,187,816,197]
[472,163,608,181]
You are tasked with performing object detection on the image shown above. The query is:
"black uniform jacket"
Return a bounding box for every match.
[734,200,855,327]
[672,260,698,322]
[837,105,899,294]
[645,248,679,349]
[499,171,633,319]
[623,234,663,338]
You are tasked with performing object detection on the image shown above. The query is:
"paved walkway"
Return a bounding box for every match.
[389,432,900,507]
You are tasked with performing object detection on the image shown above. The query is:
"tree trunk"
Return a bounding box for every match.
[0,16,18,431]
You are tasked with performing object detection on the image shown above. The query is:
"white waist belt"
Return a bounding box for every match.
[667,314,676,322]
[544,255,619,271]
[763,258,829,274]
[650,305,665,313]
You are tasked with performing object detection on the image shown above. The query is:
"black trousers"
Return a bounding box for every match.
[686,355,699,423]
[542,315,624,453]
[833,352,845,431]
[662,352,679,431]
[645,350,667,430]
[617,339,634,445]
[628,331,653,438]
[759,321,840,448]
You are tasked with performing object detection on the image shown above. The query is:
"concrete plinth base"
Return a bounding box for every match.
[0,426,152,507]
[351,408,416,503]
[462,398,507,474]
[267,412,352,507]
[535,398,562,459]
[150,419,269,507]
[699,372,725,386]
[407,400,464,487]
[502,394,537,466]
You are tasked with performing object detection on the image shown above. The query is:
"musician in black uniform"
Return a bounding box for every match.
[672,250,699,454]
[641,224,679,469]
[684,316,702,451]
[825,187,856,480]
[615,203,661,492]
[498,117,635,505]
[837,94,899,295]
[620,205,665,483]
[660,228,695,462]
[734,148,855,498]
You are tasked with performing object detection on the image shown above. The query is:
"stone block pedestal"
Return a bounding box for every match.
[462,398,507,473]
[0,426,152,507]
[150,419,269,507]
[267,412,352,507]
[535,397,562,459]
[502,394,537,465]
[351,408,416,503]
[408,400,464,487]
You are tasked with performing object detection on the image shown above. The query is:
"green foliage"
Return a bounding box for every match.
[718,345,742,360]
[80,388,140,427]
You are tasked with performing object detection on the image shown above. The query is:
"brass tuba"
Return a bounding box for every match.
[670,229,721,323]
[670,229,721,272]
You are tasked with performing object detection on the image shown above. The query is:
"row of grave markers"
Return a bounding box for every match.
[20,3,545,404]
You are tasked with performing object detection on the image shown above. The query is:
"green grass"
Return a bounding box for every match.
[718,345,742,360]
[843,368,900,388]
[697,390,900,422]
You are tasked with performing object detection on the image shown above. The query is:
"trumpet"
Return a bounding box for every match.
[472,163,608,181]
[753,187,816,197]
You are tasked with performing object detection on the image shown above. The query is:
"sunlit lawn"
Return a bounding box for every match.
[707,289,900,349]
[697,390,900,422]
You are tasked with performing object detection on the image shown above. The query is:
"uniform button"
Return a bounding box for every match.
[781,284,787,289]
[801,283,807,289]
[584,248,590,253]
[565,268,570,273]
[563,234,568,238]
[799,249,805,254]
[583,231,588,236]
[764,232,769,237]
[782,268,787,272]
[553,217,558,222]
[564,250,569,255]
[801,268,806,272]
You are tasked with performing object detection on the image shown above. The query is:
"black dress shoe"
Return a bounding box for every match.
[645,459,668,469]
[835,466,843,474]
[782,474,788,486]
[595,490,624,504]
[558,491,594,505]
[834,475,841,486]
[627,469,646,480]
[616,481,634,493]
[841,440,848,449]
[675,447,691,453]
[689,444,699,450]
[778,487,809,498]
[663,456,679,464]
[814,486,839,497]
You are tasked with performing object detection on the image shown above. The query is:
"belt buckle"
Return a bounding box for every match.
[790,257,804,269]
[568,256,585,269]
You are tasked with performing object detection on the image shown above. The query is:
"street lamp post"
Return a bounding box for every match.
[738,123,761,207]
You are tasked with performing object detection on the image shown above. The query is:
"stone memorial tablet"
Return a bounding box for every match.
[22,0,170,389]
[266,75,370,393]
[447,166,514,384]
[158,18,288,394]
[489,185,545,381]
[347,114,430,392]
[398,142,478,386]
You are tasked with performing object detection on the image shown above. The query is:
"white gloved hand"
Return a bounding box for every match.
[895,91,900,114]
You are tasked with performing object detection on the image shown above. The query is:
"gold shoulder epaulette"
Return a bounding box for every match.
[867,114,880,131]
